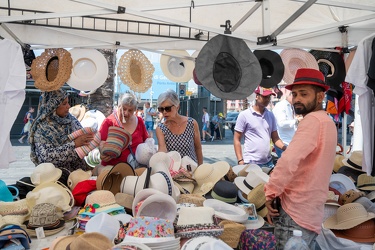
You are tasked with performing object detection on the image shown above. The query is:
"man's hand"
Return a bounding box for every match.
[265,199,280,225]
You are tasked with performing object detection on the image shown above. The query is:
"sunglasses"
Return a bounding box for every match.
[158,105,174,112]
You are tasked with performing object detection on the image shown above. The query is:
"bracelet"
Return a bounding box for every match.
[238,159,244,164]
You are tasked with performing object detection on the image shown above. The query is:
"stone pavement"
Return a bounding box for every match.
[1,129,237,185]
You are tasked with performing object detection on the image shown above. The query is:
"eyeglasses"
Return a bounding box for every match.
[158,105,174,112]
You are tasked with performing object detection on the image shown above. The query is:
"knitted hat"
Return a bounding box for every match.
[100,126,131,159]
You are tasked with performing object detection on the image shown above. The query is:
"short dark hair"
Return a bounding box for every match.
[311,85,326,93]
[203,107,207,110]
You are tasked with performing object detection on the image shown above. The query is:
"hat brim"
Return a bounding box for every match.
[67,48,108,91]
[329,173,357,194]
[195,35,261,100]
[193,161,230,195]
[203,199,248,223]
[242,215,265,229]
[69,105,86,122]
[323,212,375,230]
[332,229,375,243]
[132,188,164,216]
[96,162,135,194]
[160,50,194,83]
[136,193,177,221]
[254,50,285,88]
[341,159,365,172]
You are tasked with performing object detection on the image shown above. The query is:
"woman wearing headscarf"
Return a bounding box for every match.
[99,92,149,166]
[29,89,93,184]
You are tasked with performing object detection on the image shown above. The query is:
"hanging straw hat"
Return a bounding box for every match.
[30,48,73,91]
[160,50,194,83]
[280,48,319,85]
[118,49,154,93]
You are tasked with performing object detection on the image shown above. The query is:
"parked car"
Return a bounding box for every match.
[225,111,239,134]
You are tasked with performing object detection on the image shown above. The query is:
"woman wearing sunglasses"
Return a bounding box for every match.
[156,89,203,165]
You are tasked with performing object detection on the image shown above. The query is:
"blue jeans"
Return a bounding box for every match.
[275,145,287,158]
[257,159,275,169]
[145,121,154,131]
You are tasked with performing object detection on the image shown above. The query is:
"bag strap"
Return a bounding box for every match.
[128,145,136,159]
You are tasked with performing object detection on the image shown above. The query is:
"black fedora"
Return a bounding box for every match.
[195,35,261,100]
[254,50,285,88]
[309,50,346,91]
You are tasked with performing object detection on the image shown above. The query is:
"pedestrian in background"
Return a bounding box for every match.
[201,107,213,142]
[144,101,157,138]
[18,107,35,144]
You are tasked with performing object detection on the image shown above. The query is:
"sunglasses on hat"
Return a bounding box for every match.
[158,105,174,113]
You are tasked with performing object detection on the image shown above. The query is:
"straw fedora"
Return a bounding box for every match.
[66,232,114,250]
[49,235,79,250]
[342,151,365,172]
[332,219,375,243]
[329,173,357,194]
[357,174,375,191]
[30,162,62,186]
[30,48,73,91]
[192,161,230,195]
[118,49,154,93]
[323,203,375,230]
[232,164,263,177]
[253,50,285,88]
[285,68,329,92]
[333,154,345,173]
[280,48,319,85]
[69,104,86,122]
[246,183,268,218]
[67,169,92,191]
[67,48,108,91]
[114,192,134,213]
[160,50,194,83]
[310,50,346,91]
[96,162,136,195]
[234,170,269,195]
[195,35,261,100]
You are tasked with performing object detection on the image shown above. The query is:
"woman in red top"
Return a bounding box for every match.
[99,92,149,166]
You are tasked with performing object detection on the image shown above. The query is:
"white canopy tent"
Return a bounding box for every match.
[0,0,374,53]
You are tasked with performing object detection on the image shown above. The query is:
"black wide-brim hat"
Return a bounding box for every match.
[309,50,346,92]
[195,35,261,100]
[254,50,285,88]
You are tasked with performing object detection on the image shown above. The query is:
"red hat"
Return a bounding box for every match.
[254,86,276,96]
[285,68,329,91]
[72,180,97,206]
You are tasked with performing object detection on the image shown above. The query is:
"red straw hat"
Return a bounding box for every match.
[285,68,329,91]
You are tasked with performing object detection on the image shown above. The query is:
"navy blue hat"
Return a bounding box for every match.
[209,180,238,204]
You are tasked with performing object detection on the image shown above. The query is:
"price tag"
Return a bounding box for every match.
[35,227,45,239]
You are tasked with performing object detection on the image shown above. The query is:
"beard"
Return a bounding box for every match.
[294,96,318,115]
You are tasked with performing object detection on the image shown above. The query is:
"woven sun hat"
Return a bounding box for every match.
[67,48,108,91]
[30,48,73,91]
[218,220,246,249]
[280,48,319,86]
[100,126,132,159]
[285,67,329,92]
[133,190,177,221]
[30,162,62,185]
[135,138,157,166]
[192,161,230,195]
[357,174,375,191]
[120,166,151,198]
[332,219,375,243]
[181,155,198,174]
[49,235,79,250]
[174,181,195,194]
[203,199,247,223]
[323,203,375,230]
[167,151,182,172]
[66,232,114,250]
[339,189,365,205]
[96,162,136,195]
[84,148,101,168]
[246,183,268,218]
[160,50,194,83]
[253,50,285,88]
[85,213,120,242]
[67,169,92,191]
[68,127,102,159]
[342,151,365,172]
[24,203,65,237]
[209,180,238,204]
[26,181,74,212]
[69,104,86,122]
[234,170,269,196]
[178,194,206,207]
[81,109,106,130]
[310,50,346,92]
[118,49,154,93]
[333,154,345,173]
[79,190,124,217]
[329,173,357,194]
[232,164,262,177]
[195,35,261,100]
[114,192,134,213]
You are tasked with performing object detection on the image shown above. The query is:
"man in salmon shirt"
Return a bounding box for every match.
[264,68,337,249]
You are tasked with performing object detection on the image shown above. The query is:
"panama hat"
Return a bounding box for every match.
[81,109,106,130]
[30,48,73,91]
[69,104,86,122]
[342,151,365,172]
[195,35,261,100]
[280,48,319,85]
[120,167,151,197]
[357,174,375,191]
[192,161,230,195]
[246,183,268,218]
[329,173,357,194]
[160,50,194,82]
[333,154,345,173]
[67,48,108,91]
[118,49,154,93]
[209,180,238,204]
[49,235,79,250]
[234,170,269,195]
[253,50,285,88]
[96,163,136,195]
[310,50,346,91]
[323,203,375,230]
[30,163,62,185]
[285,68,329,91]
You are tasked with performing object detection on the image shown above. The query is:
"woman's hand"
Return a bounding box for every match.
[74,133,94,147]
